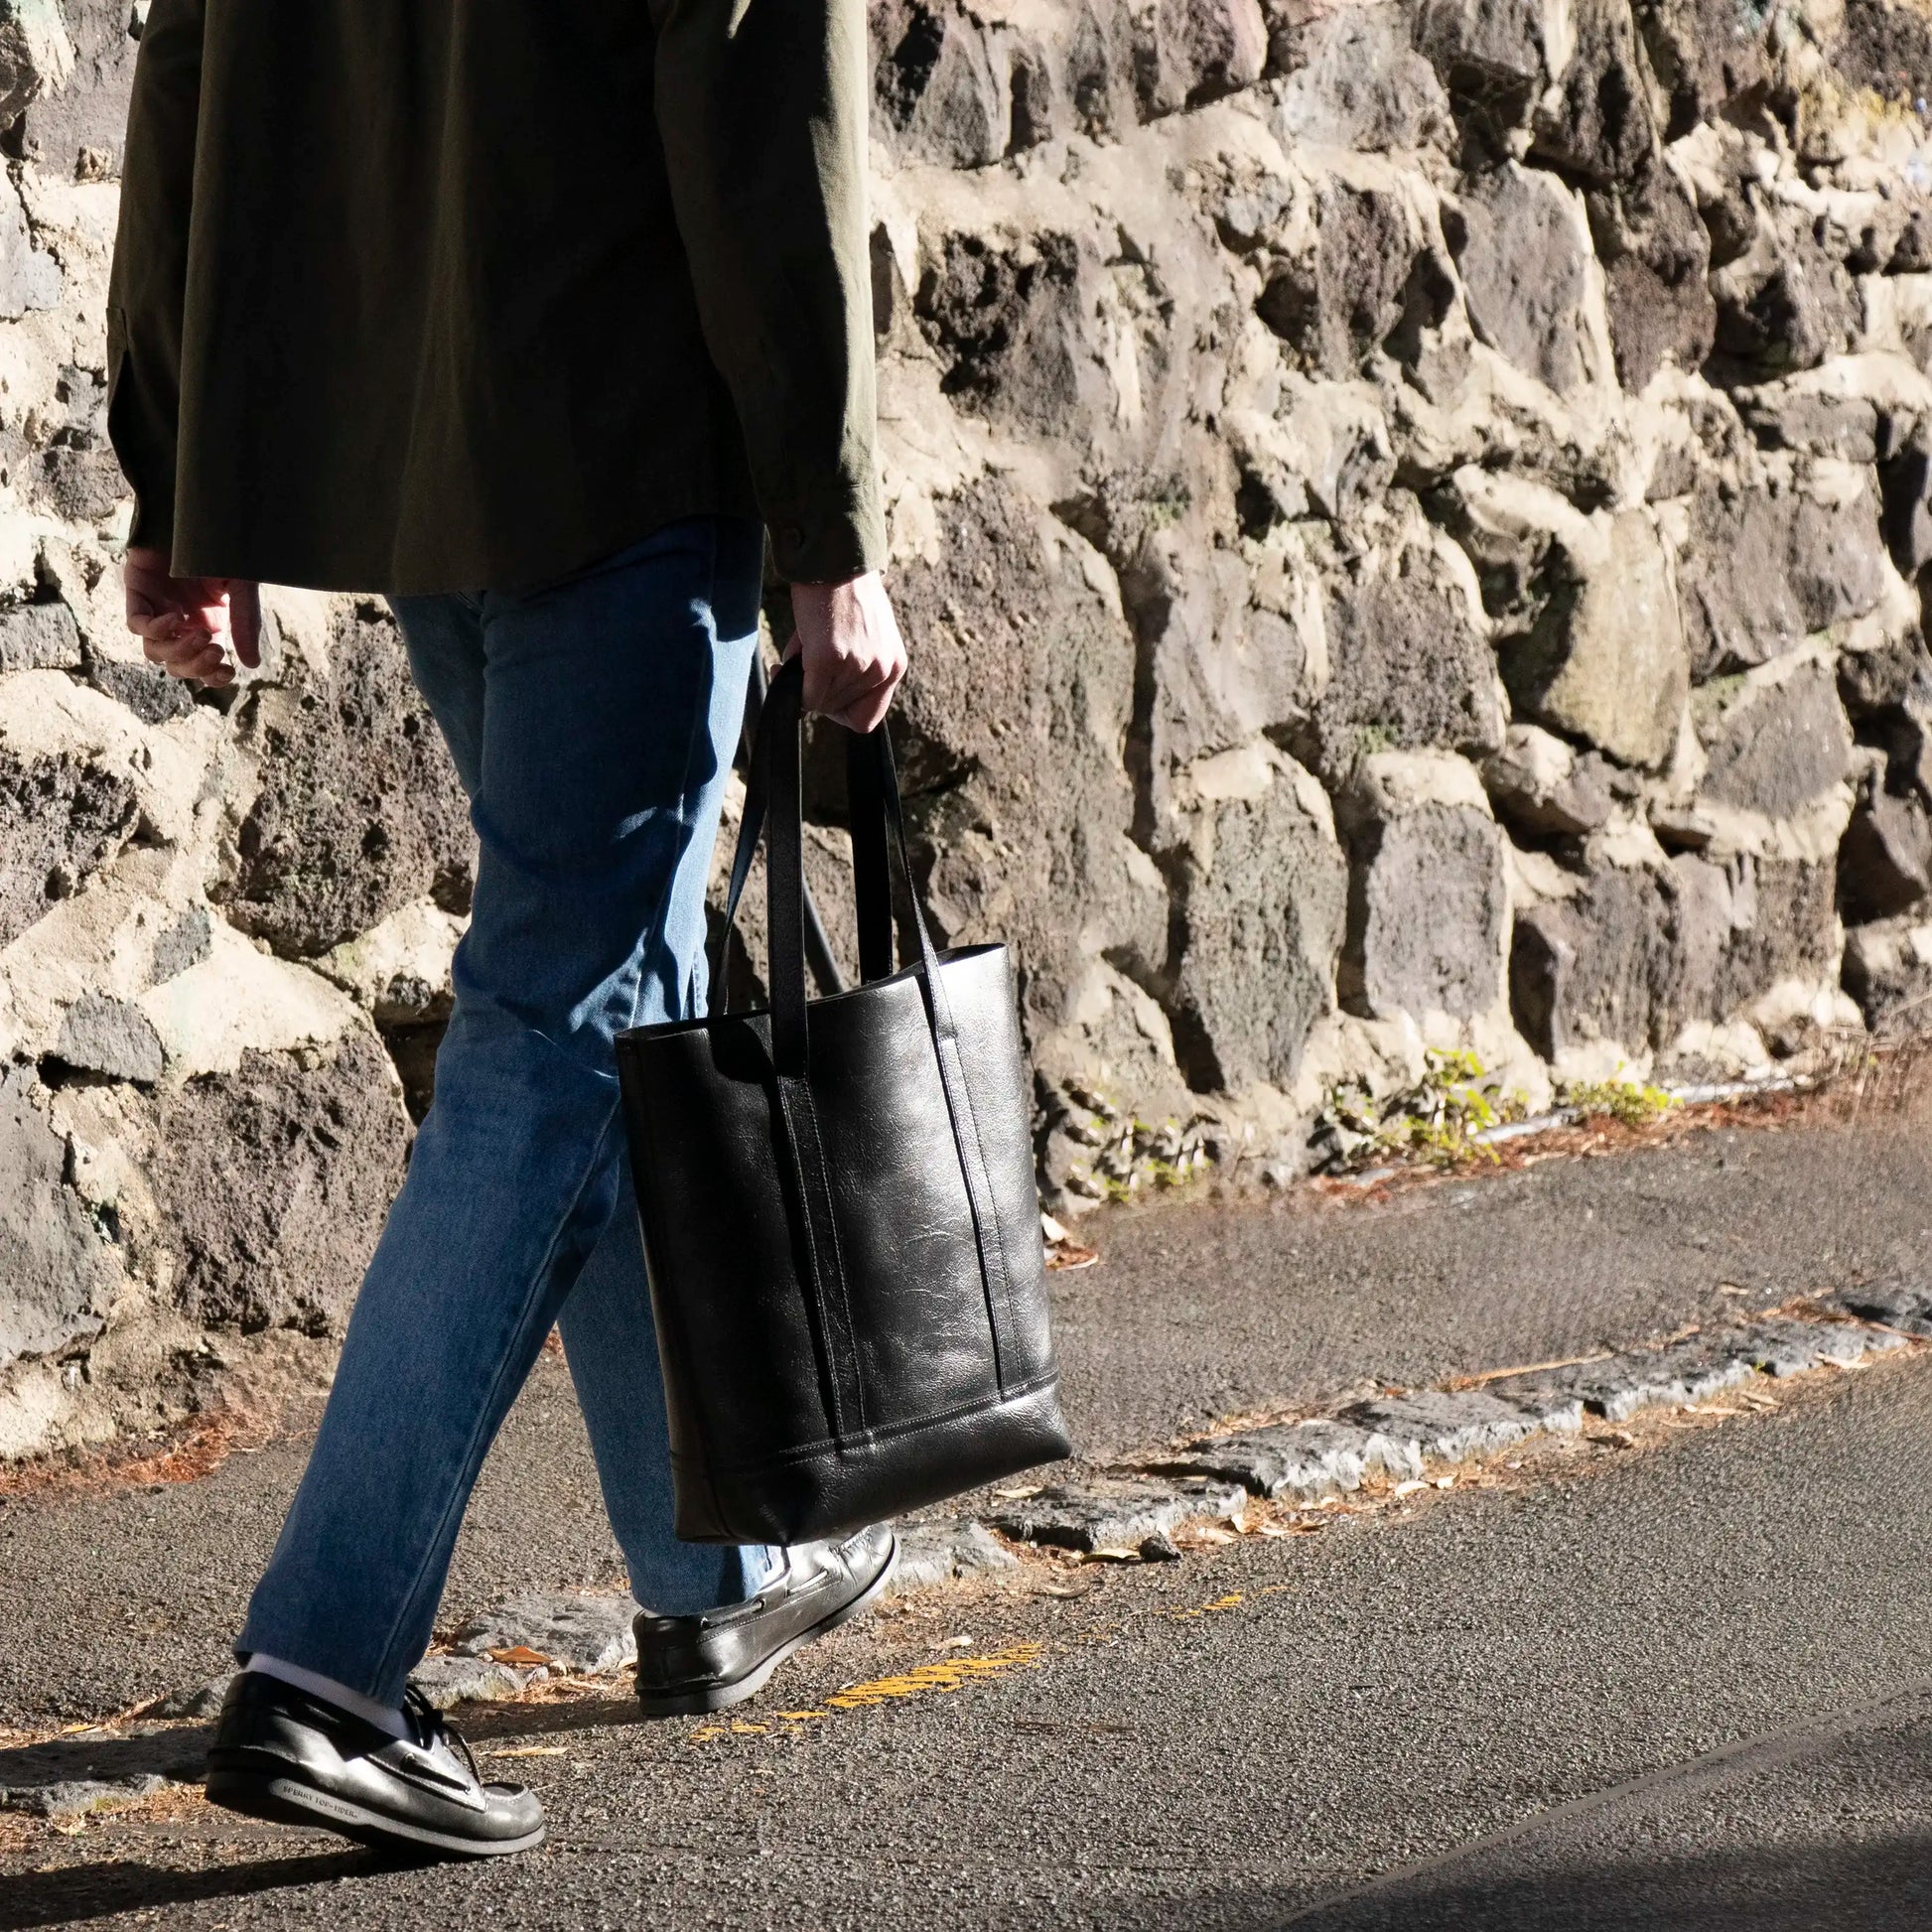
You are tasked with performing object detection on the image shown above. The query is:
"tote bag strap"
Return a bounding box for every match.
[714,658,1025,1395]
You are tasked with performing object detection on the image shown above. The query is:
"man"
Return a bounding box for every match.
[107,0,905,1861]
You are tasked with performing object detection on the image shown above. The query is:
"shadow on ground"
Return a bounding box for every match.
[0,1850,386,1931]
[1262,1833,1932,1931]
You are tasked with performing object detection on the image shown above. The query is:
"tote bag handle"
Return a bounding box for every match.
[713,657,944,1071]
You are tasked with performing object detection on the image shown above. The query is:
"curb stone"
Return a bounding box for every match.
[1145,1419,1418,1499]
[145,1673,234,1721]
[1337,1391,1537,1463]
[984,1476,1247,1553]
[408,1654,535,1710]
[1833,1280,1932,1337]
[1738,1315,1895,1376]
[892,1519,1019,1590]
[0,1773,175,1820]
[1486,1337,1755,1424]
[450,1589,638,1676]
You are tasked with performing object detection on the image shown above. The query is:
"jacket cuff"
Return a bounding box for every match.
[126,490,176,558]
[766,480,888,584]
[105,306,179,562]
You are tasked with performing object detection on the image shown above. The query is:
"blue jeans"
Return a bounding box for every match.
[238,518,780,1706]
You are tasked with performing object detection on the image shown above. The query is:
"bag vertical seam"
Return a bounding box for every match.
[773,1075,859,1441]
[792,1077,867,1437]
[925,969,1021,1392]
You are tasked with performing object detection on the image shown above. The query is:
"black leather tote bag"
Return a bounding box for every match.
[616,658,1072,1546]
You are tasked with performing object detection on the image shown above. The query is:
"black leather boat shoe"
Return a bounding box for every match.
[204,1671,546,1859]
[633,1523,897,1717]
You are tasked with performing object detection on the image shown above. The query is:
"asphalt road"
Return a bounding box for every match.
[6,1105,1932,1726]
[4,1330,1930,1928]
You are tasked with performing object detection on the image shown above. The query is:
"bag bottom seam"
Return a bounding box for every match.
[671,1371,1063,1478]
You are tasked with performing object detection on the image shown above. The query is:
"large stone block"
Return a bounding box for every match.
[1271,2,1452,152]
[1878,441,1932,576]
[1166,752,1345,1091]
[1843,911,1932,1034]
[1499,510,1689,770]
[1677,476,1891,676]
[1529,0,1659,185]
[1704,854,1839,1015]
[915,229,1110,441]
[141,1033,409,1336]
[0,0,76,129]
[9,0,134,177]
[1710,212,1858,380]
[872,0,1011,168]
[1132,0,1268,116]
[998,1,1138,146]
[1694,653,1855,822]
[1511,859,1674,1059]
[1448,163,1590,394]
[1839,778,1932,923]
[1300,511,1502,783]
[1633,0,1769,134]
[35,364,121,525]
[1830,0,1932,107]
[223,603,475,958]
[1482,723,1618,836]
[0,1064,113,1375]
[1337,753,1507,1022]
[0,169,59,319]
[52,993,163,1082]
[1412,0,1561,145]
[1256,179,1454,380]
[0,741,137,949]
[0,600,79,672]
[1511,849,1839,1057]
[1584,160,1716,391]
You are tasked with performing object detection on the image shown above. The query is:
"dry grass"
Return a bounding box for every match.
[0,1408,277,1504]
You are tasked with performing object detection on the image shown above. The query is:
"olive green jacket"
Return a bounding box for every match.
[106,0,886,593]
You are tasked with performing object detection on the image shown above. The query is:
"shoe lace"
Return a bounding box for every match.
[401,1686,483,1785]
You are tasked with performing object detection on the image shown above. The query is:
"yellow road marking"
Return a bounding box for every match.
[688,1643,1044,1743]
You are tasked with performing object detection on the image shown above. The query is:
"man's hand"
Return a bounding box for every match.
[123,546,261,690]
[786,572,906,734]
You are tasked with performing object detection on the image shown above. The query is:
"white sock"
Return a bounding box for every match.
[243,1653,411,1739]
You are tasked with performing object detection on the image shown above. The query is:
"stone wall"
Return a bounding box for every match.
[6,0,1932,1455]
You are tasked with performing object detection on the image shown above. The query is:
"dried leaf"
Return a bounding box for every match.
[1046,1242,1101,1272]
[486,1645,552,1667]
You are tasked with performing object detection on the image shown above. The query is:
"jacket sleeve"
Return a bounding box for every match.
[649,0,887,584]
[105,0,205,561]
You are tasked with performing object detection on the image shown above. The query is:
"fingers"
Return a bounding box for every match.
[830,657,904,735]
[785,624,899,727]
[231,581,263,669]
[143,628,234,686]
[789,572,908,731]
[122,558,262,688]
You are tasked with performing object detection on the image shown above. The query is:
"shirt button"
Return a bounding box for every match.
[782,524,805,551]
